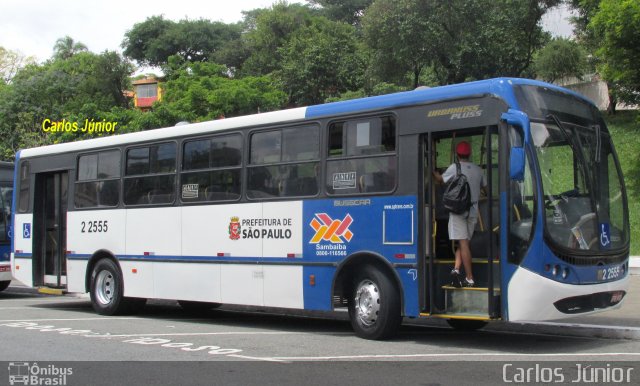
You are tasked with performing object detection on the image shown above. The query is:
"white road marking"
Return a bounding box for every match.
[228,354,290,363]
[269,352,640,361]
[0,317,139,322]
[107,332,293,338]
[0,298,79,302]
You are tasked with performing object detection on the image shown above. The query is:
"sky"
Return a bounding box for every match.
[0,0,302,62]
[1,0,575,64]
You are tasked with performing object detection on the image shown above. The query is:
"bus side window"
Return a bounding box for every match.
[0,187,5,243]
[181,134,242,202]
[18,162,29,213]
[326,116,396,195]
[124,143,176,206]
[248,125,319,199]
[75,150,121,208]
[509,127,536,264]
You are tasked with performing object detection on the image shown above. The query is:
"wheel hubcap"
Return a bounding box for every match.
[354,279,380,326]
[95,270,115,305]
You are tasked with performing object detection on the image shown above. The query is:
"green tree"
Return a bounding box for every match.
[240,1,317,76]
[533,37,588,83]
[0,47,35,84]
[122,16,242,67]
[0,50,135,157]
[308,0,373,25]
[278,18,365,104]
[567,0,600,44]
[590,0,640,106]
[362,0,560,88]
[53,35,88,60]
[159,59,286,121]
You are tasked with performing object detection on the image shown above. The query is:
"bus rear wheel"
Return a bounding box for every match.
[90,259,145,315]
[348,265,401,340]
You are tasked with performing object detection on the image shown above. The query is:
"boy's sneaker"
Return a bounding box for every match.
[450,270,463,288]
[461,278,475,287]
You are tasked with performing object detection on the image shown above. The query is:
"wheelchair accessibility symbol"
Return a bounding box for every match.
[600,223,610,249]
[22,223,31,239]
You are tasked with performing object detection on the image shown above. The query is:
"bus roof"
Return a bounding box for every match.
[19,78,594,159]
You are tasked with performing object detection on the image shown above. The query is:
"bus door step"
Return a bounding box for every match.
[37,287,65,296]
[442,286,491,315]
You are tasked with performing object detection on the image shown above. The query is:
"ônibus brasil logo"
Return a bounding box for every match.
[309,213,353,244]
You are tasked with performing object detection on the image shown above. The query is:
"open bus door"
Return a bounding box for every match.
[33,171,68,289]
[423,127,502,326]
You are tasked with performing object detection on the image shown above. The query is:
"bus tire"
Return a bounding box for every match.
[348,265,401,340]
[178,300,221,312]
[446,319,487,331]
[90,258,144,315]
[0,280,10,292]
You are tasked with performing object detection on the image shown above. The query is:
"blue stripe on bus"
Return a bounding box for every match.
[304,77,594,119]
[66,253,417,267]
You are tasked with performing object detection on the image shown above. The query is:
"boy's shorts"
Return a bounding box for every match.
[448,212,477,241]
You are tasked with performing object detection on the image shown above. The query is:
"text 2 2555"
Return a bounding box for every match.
[81,220,108,233]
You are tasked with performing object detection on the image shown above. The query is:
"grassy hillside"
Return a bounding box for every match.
[605,111,639,255]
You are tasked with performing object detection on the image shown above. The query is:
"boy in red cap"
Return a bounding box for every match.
[433,140,486,287]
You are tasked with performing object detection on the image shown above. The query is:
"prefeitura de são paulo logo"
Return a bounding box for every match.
[309,213,354,243]
[228,216,241,240]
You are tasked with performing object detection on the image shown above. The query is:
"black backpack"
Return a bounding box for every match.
[442,162,472,215]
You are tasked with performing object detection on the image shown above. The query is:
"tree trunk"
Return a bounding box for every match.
[606,82,617,115]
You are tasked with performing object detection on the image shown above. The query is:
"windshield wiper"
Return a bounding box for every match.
[593,124,601,164]
[547,114,572,145]
[547,114,593,193]
[547,113,599,221]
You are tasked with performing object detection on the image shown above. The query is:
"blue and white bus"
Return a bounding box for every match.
[11,78,629,339]
[1,161,14,291]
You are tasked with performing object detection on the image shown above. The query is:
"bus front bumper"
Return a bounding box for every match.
[507,267,629,321]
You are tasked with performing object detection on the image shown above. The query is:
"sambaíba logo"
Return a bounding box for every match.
[309,213,353,244]
[228,216,241,240]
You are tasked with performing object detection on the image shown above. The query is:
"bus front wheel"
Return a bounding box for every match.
[348,265,401,340]
[90,259,145,315]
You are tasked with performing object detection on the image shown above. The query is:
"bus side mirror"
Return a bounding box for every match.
[502,109,530,182]
[510,147,525,181]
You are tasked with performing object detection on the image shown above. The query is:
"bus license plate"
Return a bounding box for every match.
[597,265,623,281]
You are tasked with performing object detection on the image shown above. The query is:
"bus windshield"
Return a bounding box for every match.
[515,85,628,254]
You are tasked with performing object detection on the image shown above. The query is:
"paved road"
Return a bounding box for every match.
[1,280,639,385]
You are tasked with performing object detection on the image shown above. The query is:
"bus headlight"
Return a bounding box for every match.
[552,265,560,276]
[562,268,569,279]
